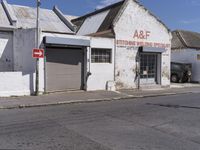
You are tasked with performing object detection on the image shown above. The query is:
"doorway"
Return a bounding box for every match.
[140,53,158,84]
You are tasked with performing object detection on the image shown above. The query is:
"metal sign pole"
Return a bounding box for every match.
[35,0,40,96]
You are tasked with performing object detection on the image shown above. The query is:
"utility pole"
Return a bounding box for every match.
[35,0,41,96]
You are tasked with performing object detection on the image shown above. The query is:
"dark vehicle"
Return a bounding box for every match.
[171,62,192,83]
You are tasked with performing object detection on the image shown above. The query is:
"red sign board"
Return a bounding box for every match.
[32,49,44,58]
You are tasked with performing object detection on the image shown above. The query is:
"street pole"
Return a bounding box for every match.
[35,0,40,96]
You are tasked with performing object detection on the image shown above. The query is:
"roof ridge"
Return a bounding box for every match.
[176,31,188,48]
[72,0,170,33]
[72,0,125,22]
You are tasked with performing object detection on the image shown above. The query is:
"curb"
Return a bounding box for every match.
[0,91,195,110]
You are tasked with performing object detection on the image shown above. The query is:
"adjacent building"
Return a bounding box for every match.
[171,30,200,83]
[0,0,171,97]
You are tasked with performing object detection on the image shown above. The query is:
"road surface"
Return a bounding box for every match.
[0,93,200,150]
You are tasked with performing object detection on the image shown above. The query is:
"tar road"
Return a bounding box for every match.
[0,93,200,150]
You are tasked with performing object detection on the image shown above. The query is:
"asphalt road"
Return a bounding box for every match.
[0,93,200,150]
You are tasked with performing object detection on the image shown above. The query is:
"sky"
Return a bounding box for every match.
[7,0,200,33]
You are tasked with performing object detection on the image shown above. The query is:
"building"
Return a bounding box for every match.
[0,0,171,97]
[171,30,200,83]
[0,0,114,96]
[72,0,171,89]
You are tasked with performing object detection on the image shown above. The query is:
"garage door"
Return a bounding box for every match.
[46,47,84,92]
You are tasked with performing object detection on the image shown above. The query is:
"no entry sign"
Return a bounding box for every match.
[32,48,44,58]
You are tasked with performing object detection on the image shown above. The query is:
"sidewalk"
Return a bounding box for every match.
[0,85,200,109]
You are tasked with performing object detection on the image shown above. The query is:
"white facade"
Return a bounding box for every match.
[113,0,171,89]
[0,0,172,97]
[0,29,115,97]
[88,37,115,91]
[172,49,200,82]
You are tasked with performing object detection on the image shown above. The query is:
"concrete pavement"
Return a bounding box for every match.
[0,84,200,109]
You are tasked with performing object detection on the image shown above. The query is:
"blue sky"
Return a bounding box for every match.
[7,0,200,32]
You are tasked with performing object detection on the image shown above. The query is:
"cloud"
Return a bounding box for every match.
[191,0,200,6]
[185,0,200,6]
[180,18,200,24]
[96,0,121,9]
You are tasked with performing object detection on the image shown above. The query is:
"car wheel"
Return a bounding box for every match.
[171,74,179,83]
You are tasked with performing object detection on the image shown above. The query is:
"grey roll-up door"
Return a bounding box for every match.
[46,47,84,92]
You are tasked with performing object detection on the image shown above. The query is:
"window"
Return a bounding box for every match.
[91,48,112,63]
[197,54,200,61]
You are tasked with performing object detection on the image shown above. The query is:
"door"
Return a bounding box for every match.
[140,53,157,84]
[46,47,84,92]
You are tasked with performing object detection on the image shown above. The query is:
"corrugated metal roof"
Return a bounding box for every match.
[77,10,110,35]
[98,3,122,32]
[172,30,200,50]
[11,4,74,33]
[171,31,186,49]
[0,3,11,27]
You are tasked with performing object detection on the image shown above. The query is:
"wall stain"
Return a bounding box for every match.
[116,81,125,89]
[162,66,170,80]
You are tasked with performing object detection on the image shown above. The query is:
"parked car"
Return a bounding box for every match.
[171,62,192,83]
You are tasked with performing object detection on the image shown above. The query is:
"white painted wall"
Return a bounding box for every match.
[0,31,13,71]
[1,30,90,97]
[172,49,200,82]
[87,37,115,91]
[114,0,171,89]
[0,72,30,97]
[42,32,115,91]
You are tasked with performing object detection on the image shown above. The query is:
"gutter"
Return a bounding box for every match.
[0,26,15,31]
[42,30,75,35]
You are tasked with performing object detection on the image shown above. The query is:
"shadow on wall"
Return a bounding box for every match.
[22,68,35,95]
[0,32,13,72]
[14,28,38,95]
[0,29,38,95]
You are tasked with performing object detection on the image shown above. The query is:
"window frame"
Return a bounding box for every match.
[91,48,112,63]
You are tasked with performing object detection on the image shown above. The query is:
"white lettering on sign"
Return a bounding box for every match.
[0,38,9,57]
[133,30,151,40]
[32,49,44,58]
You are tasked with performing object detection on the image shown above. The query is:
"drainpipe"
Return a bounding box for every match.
[112,28,117,82]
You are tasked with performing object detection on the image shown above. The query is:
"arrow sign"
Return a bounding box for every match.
[32,48,44,58]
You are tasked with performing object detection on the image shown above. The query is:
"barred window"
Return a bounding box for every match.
[91,48,112,63]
